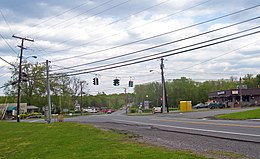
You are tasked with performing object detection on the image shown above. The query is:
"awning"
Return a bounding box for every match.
[7,106,17,111]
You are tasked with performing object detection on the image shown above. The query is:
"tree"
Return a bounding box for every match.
[4,62,47,109]
[243,74,256,88]
[50,73,73,113]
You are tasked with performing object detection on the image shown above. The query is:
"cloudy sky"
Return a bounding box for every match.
[0,0,260,95]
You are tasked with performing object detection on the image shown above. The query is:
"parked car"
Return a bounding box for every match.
[208,103,225,109]
[102,109,112,114]
[153,107,162,113]
[193,103,208,109]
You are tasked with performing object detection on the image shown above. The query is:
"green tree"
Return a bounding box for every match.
[242,74,256,88]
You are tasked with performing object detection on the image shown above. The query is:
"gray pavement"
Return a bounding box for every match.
[18,107,260,158]
[64,107,260,159]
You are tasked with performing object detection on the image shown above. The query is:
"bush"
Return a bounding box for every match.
[169,108,179,111]
[142,109,152,113]
[28,112,43,118]
[20,114,29,119]
[130,108,137,113]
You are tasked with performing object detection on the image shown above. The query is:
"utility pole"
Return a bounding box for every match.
[239,77,243,103]
[160,58,168,113]
[124,88,127,114]
[12,35,34,122]
[79,81,86,115]
[46,60,52,123]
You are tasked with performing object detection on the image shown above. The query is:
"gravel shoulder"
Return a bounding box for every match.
[81,121,260,159]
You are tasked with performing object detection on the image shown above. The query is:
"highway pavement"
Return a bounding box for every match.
[65,108,260,158]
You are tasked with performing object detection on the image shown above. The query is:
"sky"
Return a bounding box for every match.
[0,0,260,95]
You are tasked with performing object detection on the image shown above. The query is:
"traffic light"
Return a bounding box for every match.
[93,78,99,85]
[129,80,133,87]
[113,79,120,86]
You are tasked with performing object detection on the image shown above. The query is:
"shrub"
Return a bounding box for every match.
[142,109,152,113]
[20,114,29,119]
[130,108,137,113]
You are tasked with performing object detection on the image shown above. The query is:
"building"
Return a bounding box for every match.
[208,88,260,108]
[0,103,27,119]
[27,106,40,113]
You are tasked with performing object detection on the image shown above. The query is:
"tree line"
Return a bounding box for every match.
[1,61,260,112]
[134,74,260,107]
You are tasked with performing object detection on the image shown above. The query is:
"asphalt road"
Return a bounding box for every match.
[64,108,260,159]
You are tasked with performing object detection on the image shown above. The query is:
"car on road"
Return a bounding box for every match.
[193,103,208,109]
[102,109,112,114]
[208,103,225,109]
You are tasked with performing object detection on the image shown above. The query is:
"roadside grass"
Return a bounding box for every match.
[216,108,260,120]
[208,150,246,159]
[127,112,153,116]
[0,122,208,159]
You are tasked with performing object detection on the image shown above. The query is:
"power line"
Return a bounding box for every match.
[0,10,15,35]
[29,0,128,38]
[48,0,173,48]
[0,56,15,67]
[51,4,260,62]
[0,34,18,56]
[51,16,260,71]
[50,28,260,78]
[174,40,260,73]
[26,0,126,60]
[50,0,213,55]
[14,1,92,35]
[52,25,260,74]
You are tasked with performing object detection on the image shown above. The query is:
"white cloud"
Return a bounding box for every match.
[0,0,260,95]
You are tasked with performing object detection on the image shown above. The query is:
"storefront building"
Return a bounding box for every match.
[208,88,260,108]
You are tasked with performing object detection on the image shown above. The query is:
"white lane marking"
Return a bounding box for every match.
[113,119,260,138]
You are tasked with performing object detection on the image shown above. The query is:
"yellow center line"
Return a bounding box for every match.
[152,119,260,128]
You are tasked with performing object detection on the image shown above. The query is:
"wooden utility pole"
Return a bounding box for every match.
[12,35,34,122]
[160,58,169,113]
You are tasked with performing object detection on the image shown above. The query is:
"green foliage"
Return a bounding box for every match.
[133,76,246,107]
[142,109,152,113]
[168,108,179,111]
[216,108,260,119]
[0,122,207,159]
[84,93,126,110]
[130,107,138,113]
[3,63,260,115]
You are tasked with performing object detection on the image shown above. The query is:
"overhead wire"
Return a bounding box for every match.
[52,25,260,74]
[27,0,126,60]
[14,1,92,35]
[50,0,213,55]
[51,16,260,71]
[174,40,260,74]
[0,34,18,56]
[49,27,260,77]
[0,10,14,35]
[0,55,16,67]
[50,0,172,47]
[29,0,129,38]
[51,4,260,62]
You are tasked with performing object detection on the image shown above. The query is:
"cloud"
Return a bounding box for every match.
[0,0,260,95]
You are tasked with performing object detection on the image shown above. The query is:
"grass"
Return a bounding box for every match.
[208,150,246,159]
[169,108,179,111]
[0,122,208,159]
[216,108,260,120]
[127,112,153,116]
